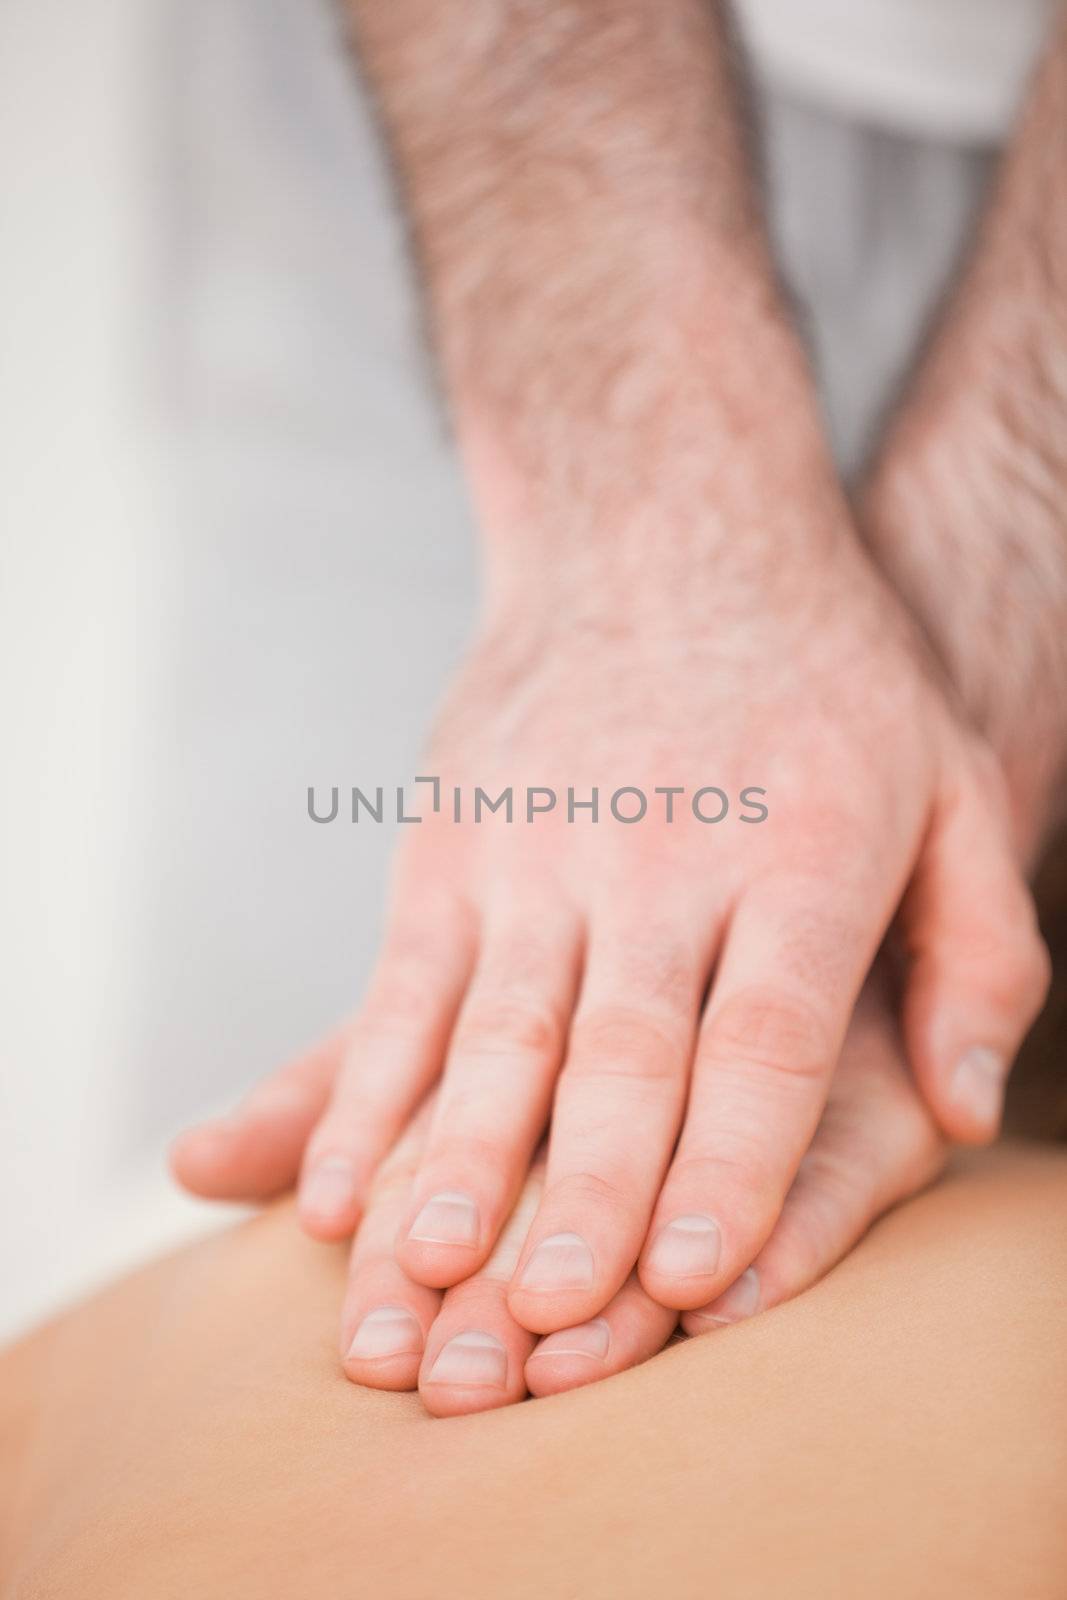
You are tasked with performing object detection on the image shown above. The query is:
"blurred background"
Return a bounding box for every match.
[1,0,480,1338]
[0,0,1052,1340]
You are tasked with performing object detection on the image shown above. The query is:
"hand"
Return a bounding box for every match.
[174,516,1046,1335]
[341,971,949,1417]
[338,1107,678,1417]
[680,969,946,1333]
[174,966,946,1415]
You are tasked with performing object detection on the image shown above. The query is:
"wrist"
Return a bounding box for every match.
[860,17,1067,857]
[862,398,1067,854]
[454,256,855,630]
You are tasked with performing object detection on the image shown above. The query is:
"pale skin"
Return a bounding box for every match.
[173,3,1067,1401]
[339,974,943,1414]
[6,1143,1067,1597]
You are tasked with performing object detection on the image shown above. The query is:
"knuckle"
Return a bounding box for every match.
[703,987,831,1084]
[425,1126,508,1176]
[305,1126,360,1171]
[1018,929,1053,1013]
[778,1149,876,1275]
[477,922,576,990]
[592,933,701,1011]
[566,1004,690,1081]
[435,1281,506,1325]
[790,1099,944,1250]
[667,1150,778,1222]
[970,923,1051,1020]
[367,1159,417,1207]
[547,1168,632,1216]
[894,1119,948,1194]
[451,998,564,1062]
[793,1141,872,1215]
[996,947,1045,1016]
[768,897,868,995]
[770,1194,843,1286]
[359,964,445,1035]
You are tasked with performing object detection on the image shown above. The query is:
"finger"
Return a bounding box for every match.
[681,987,946,1335]
[641,879,880,1311]
[169,1024,346,1201]
[396,897,581,1288]
[507,915,710,1335]
[524,1272,678,1398]
[901,780,1050,1144]
[418,1161,544,1417]
[298,897,475,1240]
[341,1103,442,1392]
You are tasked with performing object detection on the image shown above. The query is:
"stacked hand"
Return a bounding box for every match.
[175,969,946,1415]
[172,0,1067,1417]
[173,522,1047,1415]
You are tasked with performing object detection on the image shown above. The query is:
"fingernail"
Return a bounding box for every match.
[428,1330,508,1388]
[347,1306,423,1361]
[407,1190,480,1247]
[301,1158,357,1217]
[519,1232,596,1291]
[951,1047,1006,1127]
[693,1267,760,1326]
[528,1317,611,1363]
[647,1214,722,1279]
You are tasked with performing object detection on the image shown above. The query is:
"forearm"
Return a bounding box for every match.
[863,16,1067,850]
[344,0,850,626]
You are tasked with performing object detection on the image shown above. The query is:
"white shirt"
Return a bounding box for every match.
[734,0,1058,142]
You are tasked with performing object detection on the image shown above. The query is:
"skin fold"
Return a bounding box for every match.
[5,1143,1066,1598]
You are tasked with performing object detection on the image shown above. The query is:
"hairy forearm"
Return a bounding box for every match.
[863,16,1067,849]
[344,0,848,623]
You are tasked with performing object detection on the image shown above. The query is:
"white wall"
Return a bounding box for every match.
[0,0,176,1334]
[0,0,478,1339]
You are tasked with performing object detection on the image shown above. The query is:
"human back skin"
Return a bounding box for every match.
[3,1144,1066,1600]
